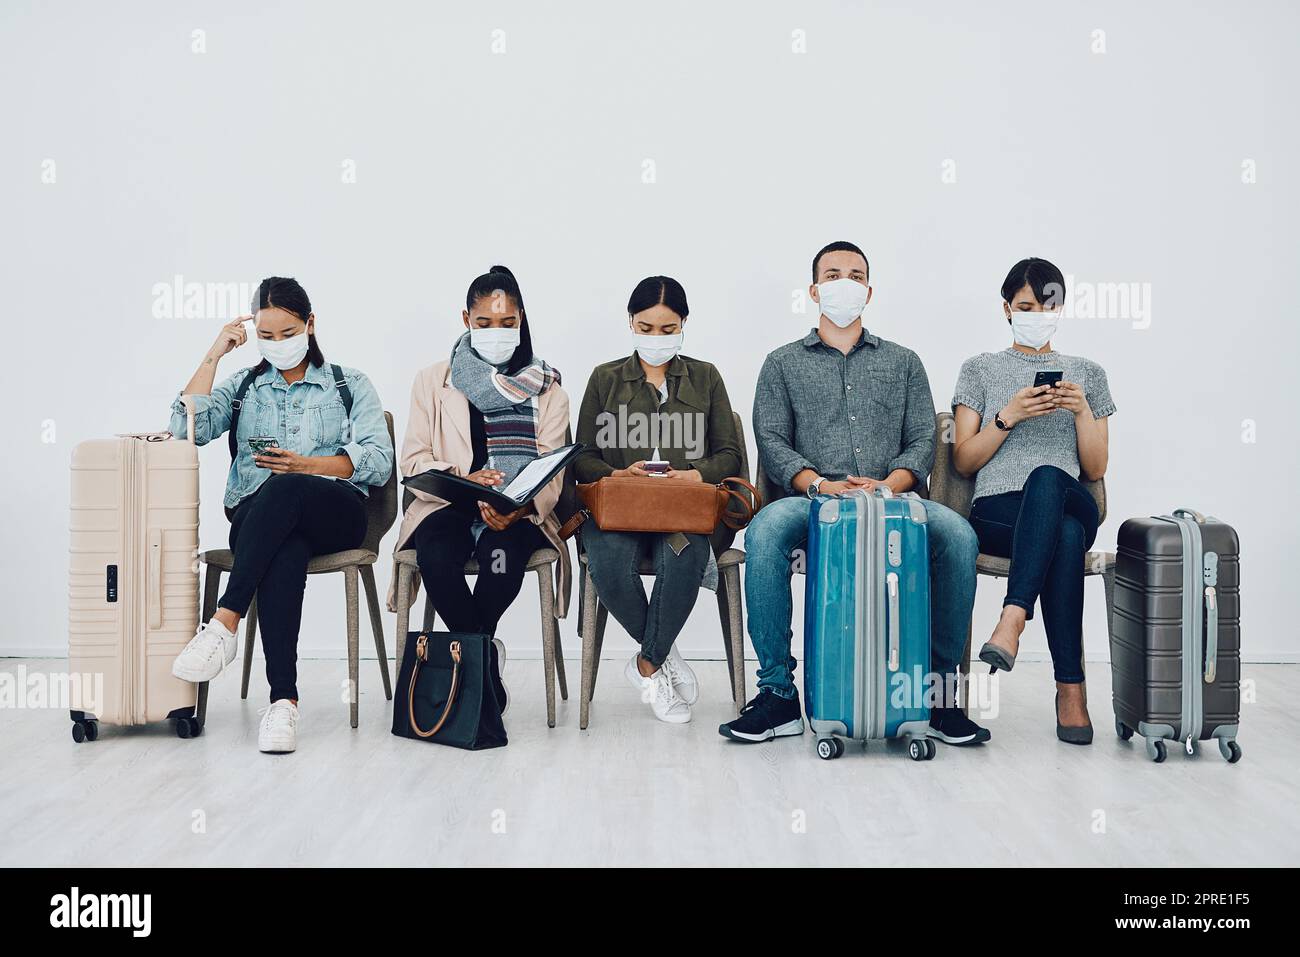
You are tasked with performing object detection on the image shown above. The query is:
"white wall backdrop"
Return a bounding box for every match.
[3,1,1297,663]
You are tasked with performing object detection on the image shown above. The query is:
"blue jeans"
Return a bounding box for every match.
[744,494,978,700]
[967,465,1100,684]
[581,525,710,667]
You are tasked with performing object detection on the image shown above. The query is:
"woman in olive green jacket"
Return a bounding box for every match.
[574,275,742,725]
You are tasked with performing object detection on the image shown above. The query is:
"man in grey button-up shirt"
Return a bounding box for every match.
[719,241,990,748]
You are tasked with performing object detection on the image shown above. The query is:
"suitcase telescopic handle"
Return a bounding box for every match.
[180,395,197,446]
[886,572,900,671]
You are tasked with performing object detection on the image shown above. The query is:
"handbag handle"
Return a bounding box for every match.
[406,635,462,738]
[718,476,762,531]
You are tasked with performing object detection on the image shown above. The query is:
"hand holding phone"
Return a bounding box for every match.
[642,460,670,476]
[1033,369,1065,391]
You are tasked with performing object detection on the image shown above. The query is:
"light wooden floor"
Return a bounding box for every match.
[1,658,1295,867]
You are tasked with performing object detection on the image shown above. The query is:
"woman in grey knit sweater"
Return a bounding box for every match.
[951,258,1115,745]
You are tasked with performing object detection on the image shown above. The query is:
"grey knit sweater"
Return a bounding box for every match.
[952,348,1116,501]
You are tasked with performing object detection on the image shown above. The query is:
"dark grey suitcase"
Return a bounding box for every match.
[1111,507,1242,763]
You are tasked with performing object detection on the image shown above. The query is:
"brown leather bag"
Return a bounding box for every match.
[558,475,761,539]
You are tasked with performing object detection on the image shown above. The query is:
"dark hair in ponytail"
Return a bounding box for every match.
[627,275,689,320]
[250,276,324,371]
[465,264,533,373]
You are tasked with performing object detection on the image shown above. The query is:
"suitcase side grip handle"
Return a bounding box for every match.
[886,572,900,671]
[148,528,163,630]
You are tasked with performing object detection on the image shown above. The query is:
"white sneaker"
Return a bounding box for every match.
[624,654,691,724]
[258,699,299,753]
[491,637,509,717]
[661,643,700,705]
[171,618,238,683]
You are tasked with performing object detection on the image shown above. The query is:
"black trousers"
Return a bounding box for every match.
[968,465,1100,684]
[410,507,546,637]
[219,474,367,702]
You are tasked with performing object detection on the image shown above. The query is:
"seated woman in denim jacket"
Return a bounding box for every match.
[167,277,394,754]
[951,258,1115,745]
[574,276,742,725]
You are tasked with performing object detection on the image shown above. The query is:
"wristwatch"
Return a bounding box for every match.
[807,477,825,499]
[995,412,1012,432]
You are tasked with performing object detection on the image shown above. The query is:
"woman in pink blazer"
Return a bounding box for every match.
[391,266,570,708]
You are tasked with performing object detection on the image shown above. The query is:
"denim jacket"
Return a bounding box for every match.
[168,361,394,509]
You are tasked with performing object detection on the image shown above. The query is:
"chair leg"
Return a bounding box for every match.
[716,575,734,684]
[537,567,558,729]
[394,563,412,670]
[344,566,360,729]
[1102,564,1116,651]
[579,567,600,730]
[201,564,221,622]
[360,565,391,701]
[724,565,745,710]
[554,622,568,702]
[199,566,221,726]
[240,595,259,701]
[422,593,436,631]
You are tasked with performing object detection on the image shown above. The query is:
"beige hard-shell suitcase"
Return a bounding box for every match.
[67,402,207,741]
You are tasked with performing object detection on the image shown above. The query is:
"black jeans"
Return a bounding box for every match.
[411,507,547,636]
[967,465,1100,684]
[580,525,709,667]
[219,474,367,702]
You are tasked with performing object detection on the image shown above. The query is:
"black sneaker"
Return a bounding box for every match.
[927,706,990,746]
[718,690,805,742]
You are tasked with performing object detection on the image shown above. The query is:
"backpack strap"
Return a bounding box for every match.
[330,363,354,442]
[330,363,354,415]
[226,368,259,460]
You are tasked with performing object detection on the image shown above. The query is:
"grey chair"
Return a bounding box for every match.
[200,411,398,729]
[927,411,1116,710]
[389,431,574,729]
[577,413,750,729]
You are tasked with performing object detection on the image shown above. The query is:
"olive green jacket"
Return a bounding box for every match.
[574,354,742,485]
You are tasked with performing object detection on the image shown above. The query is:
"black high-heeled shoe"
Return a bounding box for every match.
[978,641,1017,674]
[1055,691,1094,745]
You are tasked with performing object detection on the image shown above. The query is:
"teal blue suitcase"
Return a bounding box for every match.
[804,488,935,760]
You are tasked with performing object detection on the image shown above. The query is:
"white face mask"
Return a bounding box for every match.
[1009,310,1060,350]
[257,331,310,370]
[469,327,520,365]
[815,278,869,328]
[633,332,682,367]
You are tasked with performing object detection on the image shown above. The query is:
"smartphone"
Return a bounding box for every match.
[1033,370,1064,390]
[642,460,670,476]
[248,436,280,454]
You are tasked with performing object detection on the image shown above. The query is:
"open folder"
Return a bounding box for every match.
[401,443,585,515]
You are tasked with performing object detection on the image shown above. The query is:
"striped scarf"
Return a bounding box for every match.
[450,332,561,485]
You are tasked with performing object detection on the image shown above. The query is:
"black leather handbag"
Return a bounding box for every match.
[391,631,507,750]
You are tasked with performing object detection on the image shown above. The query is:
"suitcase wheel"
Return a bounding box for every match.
[1114,718,1133,741]
[71,719,98,743]
[174,716,203,739]
[816,737,844,760]
[1147,739,1167,763]
[1219,739,1242,764]
[908,738,935,761]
